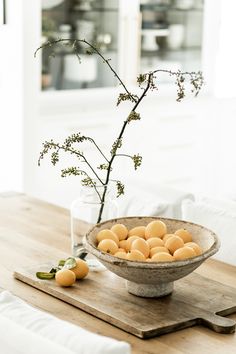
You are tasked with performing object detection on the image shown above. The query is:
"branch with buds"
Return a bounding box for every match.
[36,39,204,223]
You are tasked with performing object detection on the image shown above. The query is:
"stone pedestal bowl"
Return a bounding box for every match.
[84,216,220,297]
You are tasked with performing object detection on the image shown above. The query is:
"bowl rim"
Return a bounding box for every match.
[84,216,221,269]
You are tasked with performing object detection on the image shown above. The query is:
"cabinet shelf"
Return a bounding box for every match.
[169,7,203,12]
[141,28,169,36]
[141,47,201,57]
[140,4,203,13]
[140,47,202,77]
[70,7,118,13]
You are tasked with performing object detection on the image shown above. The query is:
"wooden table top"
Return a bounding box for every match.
[0,192,236,354]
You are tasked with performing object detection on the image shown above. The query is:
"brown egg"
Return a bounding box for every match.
[127,250,146,261]
[111,223,128,241]
[175,228,192,243]
[145,220,167,239]
[185,242,202,256]
[163,233,175,243]
[126,236,140,251]
[71,259,89,280]
[114,251,127,259]
[131,238,150,258]
[119,240,129,252]
[128,226,146,239]
[165,235,184,254]
[150,246,170,258]
[174,246,196,260]
[151,252,175,262]
[55,269,76,287]
[146,237,164,248]
[96,229,119,245]
[97,239,118,254]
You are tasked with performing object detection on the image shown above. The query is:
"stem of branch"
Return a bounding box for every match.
[96,74,153,223]
[89,138,109,162]
[45,142,104,185]
[35,39,137,104]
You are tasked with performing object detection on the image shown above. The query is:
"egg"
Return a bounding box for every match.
[126,236,140,251]
[175,228,192,243]
[114,251,127,259]
[111,223,128,241]
[127,249,146,261]
[162,233,175,243]
[145,220,167,239]
[55,269,76,287]
[128,226,146,239]
[151,252,175,262]
[146,237,164,248]
[97,239,118,254]
[71,259,89,279]
[96,229,119,245]
[150,246,170,258]
[131,238,150,258]
[174,246,196,260]
[165,235,184,254]
[146,258,153,262]
[185,242,202,256]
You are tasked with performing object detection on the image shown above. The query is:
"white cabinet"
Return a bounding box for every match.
[40,0,140,91]
[22,0,223,207]
[38,0,207,94]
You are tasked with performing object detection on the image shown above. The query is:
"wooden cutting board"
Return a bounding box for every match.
[14,264,236,339]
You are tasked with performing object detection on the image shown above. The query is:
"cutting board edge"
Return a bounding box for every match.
[13,266,236,338]
[14,270,149,338]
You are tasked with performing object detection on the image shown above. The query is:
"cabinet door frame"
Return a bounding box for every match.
[201,0,221,94]
[37,0,141,112]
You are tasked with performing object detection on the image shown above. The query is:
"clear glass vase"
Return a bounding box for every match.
[70,183,118,257]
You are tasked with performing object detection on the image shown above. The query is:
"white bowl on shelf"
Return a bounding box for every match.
[175,0,195,10]
[167,24,185,50]
[42,0,64,9]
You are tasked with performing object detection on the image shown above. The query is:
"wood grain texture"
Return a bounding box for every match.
[14,264,236,338]
[1,192,236,353]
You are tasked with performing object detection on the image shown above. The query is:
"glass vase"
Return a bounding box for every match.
[70,183,118,257]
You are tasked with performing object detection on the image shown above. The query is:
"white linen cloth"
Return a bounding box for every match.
[117,180,194,219]
[0,291,131,354]
[0,313,73,354]
[182,198,236,266]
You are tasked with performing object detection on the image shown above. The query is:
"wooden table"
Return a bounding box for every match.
[0,192,236,354]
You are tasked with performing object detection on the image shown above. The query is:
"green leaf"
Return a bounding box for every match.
[49,267,58,274]
[36,272,55,280]
[63,257,77,270]
[58,259,66,267]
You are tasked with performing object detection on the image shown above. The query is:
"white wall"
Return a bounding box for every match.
[0,0,23,192]
[22,0,41,196]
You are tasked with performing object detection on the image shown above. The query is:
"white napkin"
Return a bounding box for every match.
[0,291,131,354]
[0,313,73,354]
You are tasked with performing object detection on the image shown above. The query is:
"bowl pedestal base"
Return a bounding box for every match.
[126,280,174,298]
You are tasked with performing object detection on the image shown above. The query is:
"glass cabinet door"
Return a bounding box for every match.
[139,0,204,82]
[41,0,119,91]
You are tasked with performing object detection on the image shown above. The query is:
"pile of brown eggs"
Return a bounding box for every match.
[96,220,203,262]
